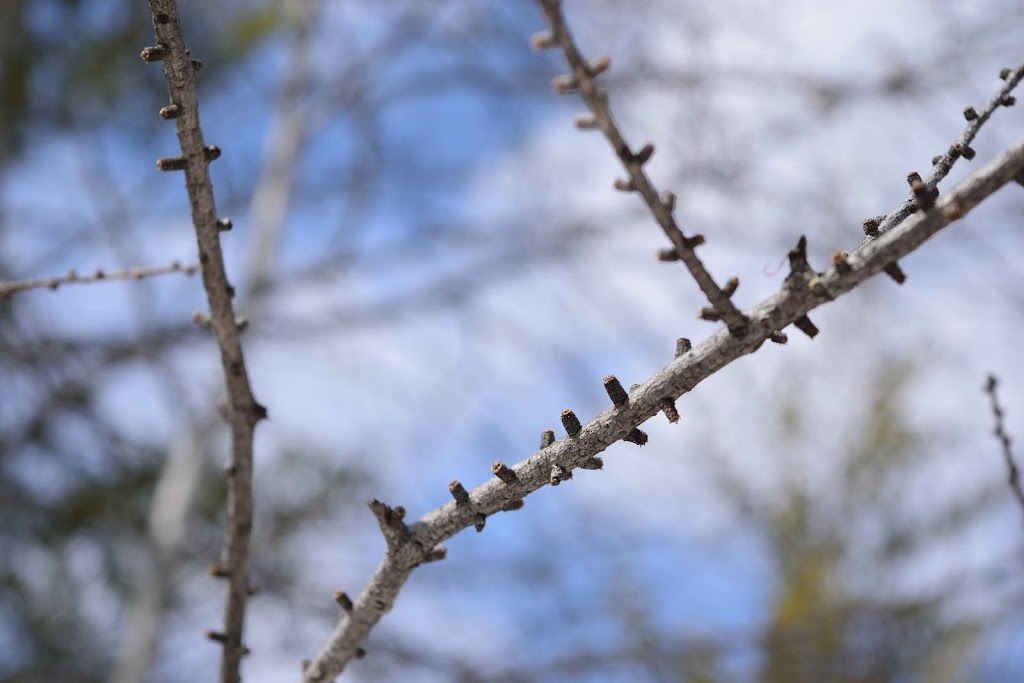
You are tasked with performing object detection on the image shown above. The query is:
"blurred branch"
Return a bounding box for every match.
[110,427,211,683]
[0,260,198,299]
[984,374,1024,521]
[143,3,266,682]
[300,130,1024,683]
[534,0,749,338]
[243,0,317,302]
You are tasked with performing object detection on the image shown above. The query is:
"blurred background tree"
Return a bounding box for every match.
[1,0,1023,681]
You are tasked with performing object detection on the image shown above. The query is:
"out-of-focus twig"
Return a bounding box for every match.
[0,261,197,299]
[984,374,1024,522]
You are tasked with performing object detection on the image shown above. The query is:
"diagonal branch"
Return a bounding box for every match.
[533,0,749,338]
[142,3,266,683]
[300,129,1024,681]
[871,66,1024,240]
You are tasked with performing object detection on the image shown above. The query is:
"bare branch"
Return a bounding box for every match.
[0,261,198,299]
[534,0,749,338]
[870,65,1023,240]
[984,374,1024,522]
[300,128,1024,681]
[143,3,265,682]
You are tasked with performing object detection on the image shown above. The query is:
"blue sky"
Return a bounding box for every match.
[3,1,1024,681]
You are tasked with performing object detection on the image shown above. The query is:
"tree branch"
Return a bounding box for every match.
[533,0,750,338]
[143,3,265,682]
[300,126,1024,681]
[0,261,198,299]
[984,374,1024,522]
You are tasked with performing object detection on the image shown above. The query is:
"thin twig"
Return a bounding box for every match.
[984,374,1024,522]
[870,66,1024,240]
[300,128,1024,682]
[143,3,265,683]
[533,0,749,338]
[0,261,198,299]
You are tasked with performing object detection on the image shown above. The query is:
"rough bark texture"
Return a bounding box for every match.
[144,3,265,682]
[300,131,1024,680]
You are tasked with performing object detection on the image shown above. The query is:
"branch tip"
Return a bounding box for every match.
[907,171,937,210]
[552,73,580,93]
[883,262,907,284]
[623,428,648,446]
[770,331,788,345]
[722,276,739,297]
[159,104,180,120]
[333,590,353,612]
[530,30,556,50]
[580,456,604,470]
[831,251,851,273]
[502,499,525,512]
[587,55,611,77]
[448,480,470,506]
[474,513,487,532]
[613,177,635,192]
[603,375,629,407]
[697,306,721,322]
[424,545,447,563]
[491,461,518,485]
[140,45,166,62]
[208,564,229,578]
[862,216,883,237]
[656,247,679,262]
[963,106,979,121]
[633,142,655,165]
[156,156,187,172]
[788,235,809,272]
[675,338,692,357]
[574,113,598,129]
[560,409,582,437]
[659,398,679,424]
[192,310,211,329]
[540,429,556,448]
[793,315,819,339]
[683,233,705,249]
